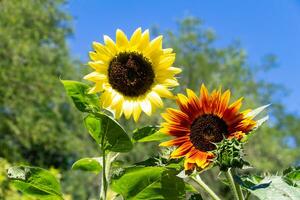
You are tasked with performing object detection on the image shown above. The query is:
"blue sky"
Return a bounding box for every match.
[66,0,300,114]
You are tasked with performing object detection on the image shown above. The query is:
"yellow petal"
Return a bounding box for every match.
[144,35,163,59]
[101,90,113,108]
[113,98,124,119]
[163,48,173,54]
[140,99,152,116]
[83,72,106,82]
[137,29,150,50]
[157,54,175,69]
[92,42,111,56]
[89,51,99,61]
[103,35,117,54]
[130,27,142,46]
[177,93,189,105]
[133,102,142,122]
[147,91,163,108]
[111,93,124,108]
[150,35,163,50]
[116,29,129,48]
[186,88,198,100]
[162,79,179,87]
[88,61,108,73]
[156,67,182,75]
[89,50,111,62]
[123,100,133,119]
[88,83,103,94]
[152,85,174,98]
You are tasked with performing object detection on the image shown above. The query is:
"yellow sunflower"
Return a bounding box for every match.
[160,84,268,171]
[84,28,181,121]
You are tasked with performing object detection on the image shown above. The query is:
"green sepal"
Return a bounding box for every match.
[213,137,249,171]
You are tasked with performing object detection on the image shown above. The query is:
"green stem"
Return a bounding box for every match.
[100,149,108,200]
[233,170,244,200]
[245,191,251,200]
[191,175,221,200]
[224,168,244,200]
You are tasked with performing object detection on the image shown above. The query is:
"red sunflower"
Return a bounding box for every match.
[160,84,268,171]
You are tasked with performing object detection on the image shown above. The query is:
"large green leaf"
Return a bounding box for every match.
[132,126,170,143]
[72,157,102,173]
[7,166,63,200]
[235,175,271,190]
[111,166,186,200]
[61,80,100,113]
[84,113,133,152]
[237,175,300,200]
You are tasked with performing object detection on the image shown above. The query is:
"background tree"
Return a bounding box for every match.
[0,0,98,199]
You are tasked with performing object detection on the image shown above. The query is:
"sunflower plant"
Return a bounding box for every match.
[6,28,300,200]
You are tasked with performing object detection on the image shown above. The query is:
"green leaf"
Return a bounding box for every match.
[134,156,184,171]
[237,175,300,200]
[132,126,170,143]
[84,114,102,144]
[111,166,186,200]
[235,175,270,190]
[283,166,300,187]
[61,80,100,113]
[84,113,133,152]
[7,166,63,200]
[72,157,102,173]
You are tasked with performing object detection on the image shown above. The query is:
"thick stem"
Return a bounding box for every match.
[191,175,222,200]
[232,169,245,200]
[224,168,244,200]
[245,191,251,200]
[100,149,108,200]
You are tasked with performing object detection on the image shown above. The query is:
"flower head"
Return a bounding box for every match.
[160,84,267,171]
[84,28,181,121]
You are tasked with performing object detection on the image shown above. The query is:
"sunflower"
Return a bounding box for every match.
[160,84,268,171]
[84,28,181,121]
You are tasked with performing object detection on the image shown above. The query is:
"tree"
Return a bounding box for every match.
[0,0,98,199]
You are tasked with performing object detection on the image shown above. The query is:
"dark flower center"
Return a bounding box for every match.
[190,114,228,151]
[108,52,155,97]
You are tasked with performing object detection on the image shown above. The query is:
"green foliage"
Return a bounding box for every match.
[72,157,102,174]
[0,158,29,200]
[132,126,170,143]
[111,166,186,200]
[235,175,271,190]
[61,80,100,113]
[0,0,98,199]
[7,166,63,200]
[84,113,133,152]
[0,0,97,169]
